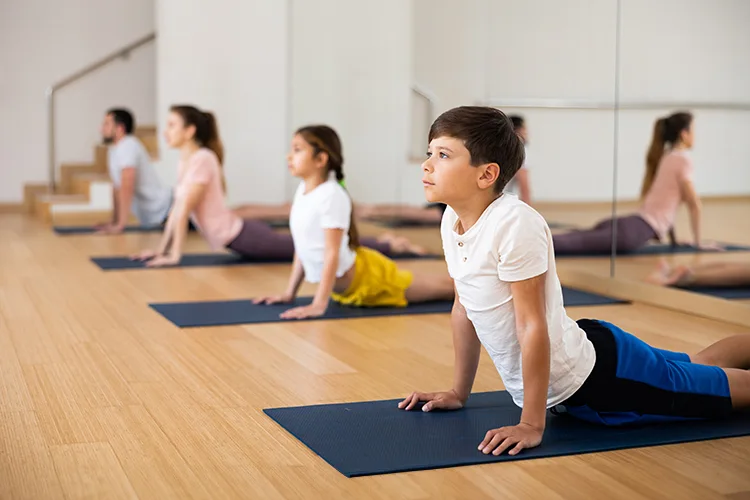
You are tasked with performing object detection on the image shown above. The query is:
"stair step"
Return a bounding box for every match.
[60,163,99,194]
[71,173,111,196]
[135,125,158,159]
[24,183,50,214]
[34,194,89,224]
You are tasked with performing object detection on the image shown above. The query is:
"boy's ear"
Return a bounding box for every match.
[477,162,500,190]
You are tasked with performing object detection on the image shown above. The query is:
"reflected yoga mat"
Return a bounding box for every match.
[557,243,750,258]
[263,390,750,477]
[675,285,750,300]
[91,251,439,270]
[149,287,628,328]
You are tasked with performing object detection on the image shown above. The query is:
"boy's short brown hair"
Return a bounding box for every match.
[428,106,525,193]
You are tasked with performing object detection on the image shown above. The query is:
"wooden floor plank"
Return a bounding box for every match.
[0,201,748,499]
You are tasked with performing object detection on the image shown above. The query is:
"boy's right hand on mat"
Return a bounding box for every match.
[253,294,293,305]
[398,390,464,412]
[130,250,157,261]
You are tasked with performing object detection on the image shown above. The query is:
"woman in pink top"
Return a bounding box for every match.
[131,105,425,267]
[552,111,714,255]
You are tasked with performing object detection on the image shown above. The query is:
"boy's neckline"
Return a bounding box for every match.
[453,194,506,237]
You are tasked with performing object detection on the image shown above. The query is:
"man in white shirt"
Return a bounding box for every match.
[97,108,172,233]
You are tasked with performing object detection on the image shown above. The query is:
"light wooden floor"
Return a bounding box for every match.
[1,201,749,499]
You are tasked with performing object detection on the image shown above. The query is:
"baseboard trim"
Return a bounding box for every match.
[0,203,24,213]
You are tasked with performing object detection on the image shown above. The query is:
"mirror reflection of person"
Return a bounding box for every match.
[552,111,721,255]
[648,260,750,288]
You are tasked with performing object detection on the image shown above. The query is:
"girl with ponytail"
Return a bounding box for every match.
[131,107,427,267]
[552,111,718,255]
[255,125,454,319]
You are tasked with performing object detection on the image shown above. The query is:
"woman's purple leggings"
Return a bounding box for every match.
[226,219,392,259]
[552,214,658,255]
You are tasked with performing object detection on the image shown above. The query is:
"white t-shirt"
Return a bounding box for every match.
[289,179,357,283]
[108,135,172,226]
[504,145,529,196]
[440,194,595,408]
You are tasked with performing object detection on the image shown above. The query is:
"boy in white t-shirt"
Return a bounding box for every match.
[399,106,750,457]
[98,108,172,233]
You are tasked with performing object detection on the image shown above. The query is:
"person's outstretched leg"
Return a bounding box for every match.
[552,226,613,254]
[648,260,750,287]
[227,219,296,259]
[404,272,455,303]
[229,220,428,260]
[232,203,291,220]
[691,335,750,370]
[691,335,750,410]
[356,204,442,223]
[360,234,428,257]
[562,320,750,425]
[553,215,656,255]
[724,369,750,408]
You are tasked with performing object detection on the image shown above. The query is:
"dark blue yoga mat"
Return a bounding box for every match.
[264,390,750,477]
[149,287,627,328]
[266,219,290,229]
[374,218,572,229]
[91,251,439,270]
[54,225,164,235]
[677,286,750,300]
[558,243,750,258]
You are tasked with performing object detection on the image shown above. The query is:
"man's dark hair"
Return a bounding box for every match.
[509,114,525,131]
[428,106,525,193]
[107,108,135,135]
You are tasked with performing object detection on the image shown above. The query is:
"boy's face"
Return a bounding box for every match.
[422,136,489,205]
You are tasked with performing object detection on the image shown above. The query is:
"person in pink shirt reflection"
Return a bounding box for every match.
[131,105,425,267]
[552,111,720,255]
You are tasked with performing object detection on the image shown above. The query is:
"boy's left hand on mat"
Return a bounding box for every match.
[280,303,327,320]
[478,422,543,456]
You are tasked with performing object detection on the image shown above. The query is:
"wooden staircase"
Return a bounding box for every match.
[25,126,158,224]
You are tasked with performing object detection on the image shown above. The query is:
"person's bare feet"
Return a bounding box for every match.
[646,260,692,286]
[377,232,428,256]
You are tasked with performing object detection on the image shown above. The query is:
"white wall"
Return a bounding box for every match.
[289,0,413,204]
[410,0,750,202]
[615,0,750,199]
[0,0,155,202]
[155,0,288,205]
[412,0,487,114]
[483,0,620,203]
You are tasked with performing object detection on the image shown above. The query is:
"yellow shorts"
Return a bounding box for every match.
[332,247,414,307]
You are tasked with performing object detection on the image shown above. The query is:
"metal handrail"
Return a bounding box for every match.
[484,98,750,111]
[410,85,436,160]
[411,84,437,120]
[46,32,156,192]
